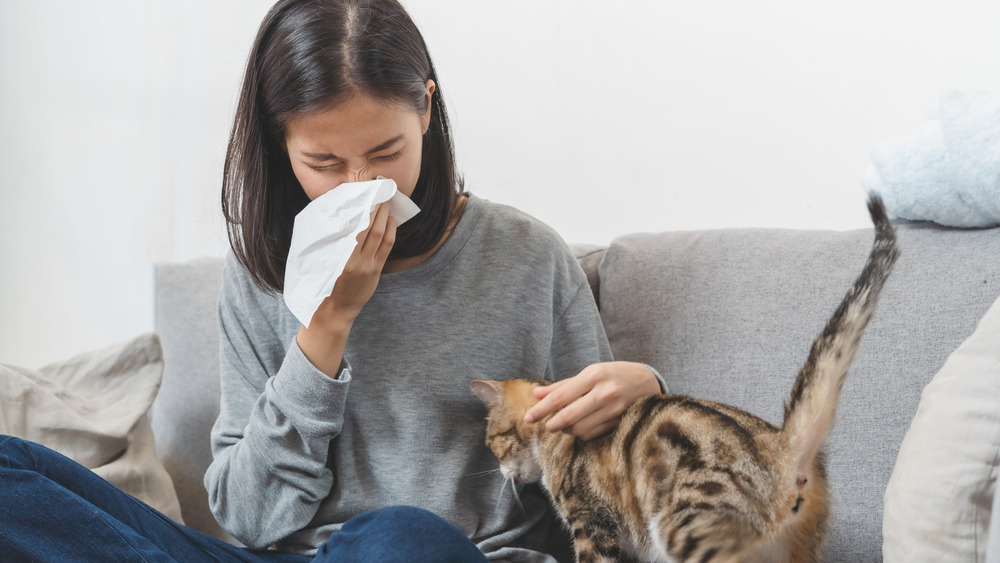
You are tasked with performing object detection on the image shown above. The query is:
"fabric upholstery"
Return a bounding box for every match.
[883,294,1000,561]
[989,475,1000,562]
[598,223,1000,562]
[572,244,606,308]
[0,332,182,523]
[152,226,1000,559]
[151,257,231,543]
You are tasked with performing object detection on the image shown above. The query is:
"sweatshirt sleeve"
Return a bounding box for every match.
[549,278,670,393]
[548,280,615,381]
[203,256,351,550]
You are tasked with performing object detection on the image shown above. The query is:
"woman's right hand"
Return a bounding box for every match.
[320,201,397,323]
[296,202,396,377]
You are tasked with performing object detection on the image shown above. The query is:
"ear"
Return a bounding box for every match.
[470,379,503,409]
[421,79,436,134]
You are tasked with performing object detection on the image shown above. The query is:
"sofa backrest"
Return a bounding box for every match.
[597,223,1000,561]
[151,257,231,543]
[152,224,1000,560]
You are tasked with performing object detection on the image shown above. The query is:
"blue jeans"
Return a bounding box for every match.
[0,435,488,562]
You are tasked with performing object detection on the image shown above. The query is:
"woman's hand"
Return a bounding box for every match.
[318,202,396,322]
[524,362,661,441]
[297,202,396,377]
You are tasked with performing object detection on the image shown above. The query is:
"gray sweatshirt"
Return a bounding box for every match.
[205,195,614,561]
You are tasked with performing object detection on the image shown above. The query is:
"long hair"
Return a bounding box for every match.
[222,0,462,293]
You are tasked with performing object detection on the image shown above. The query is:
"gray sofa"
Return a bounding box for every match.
[151,221,1000,561]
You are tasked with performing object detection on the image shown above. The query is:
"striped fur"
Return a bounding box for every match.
[471,196,898,562]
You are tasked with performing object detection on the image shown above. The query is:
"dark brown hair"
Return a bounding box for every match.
[222,0,462,293]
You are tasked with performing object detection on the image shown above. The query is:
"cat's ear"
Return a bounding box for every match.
[470,380,504,409]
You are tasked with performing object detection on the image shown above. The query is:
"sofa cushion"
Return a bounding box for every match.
[150,257,232,543]
[0,332,182,523]
[883,293,1000,561]
[598,223,1000,561]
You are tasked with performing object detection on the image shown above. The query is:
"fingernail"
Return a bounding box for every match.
[524,413,535,423]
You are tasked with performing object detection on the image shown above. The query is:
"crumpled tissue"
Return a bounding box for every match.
[284,177,420,327]
[862,90,1000,228]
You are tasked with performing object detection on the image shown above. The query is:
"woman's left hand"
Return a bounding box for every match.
[524,361,661,441]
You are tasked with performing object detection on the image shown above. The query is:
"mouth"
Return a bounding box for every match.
[500,466,540,486]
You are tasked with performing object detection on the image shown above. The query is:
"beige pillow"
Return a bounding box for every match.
[0,332,183,523]
[883,295,1000,561]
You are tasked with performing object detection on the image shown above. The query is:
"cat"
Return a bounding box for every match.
[470,195,899,563]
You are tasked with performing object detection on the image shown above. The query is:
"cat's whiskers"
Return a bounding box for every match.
[491,473,525,515]
[509,475,526,515]
[494,475,509,513]
[463,468,502,479]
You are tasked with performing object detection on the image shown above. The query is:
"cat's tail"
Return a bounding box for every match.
[780,195,899,480]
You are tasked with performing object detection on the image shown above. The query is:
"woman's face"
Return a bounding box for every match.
[284,82,434,200]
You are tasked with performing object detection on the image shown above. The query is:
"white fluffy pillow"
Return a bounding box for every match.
[883,295,1000,561]
[0,332,183,523]
[863,90,1000,228]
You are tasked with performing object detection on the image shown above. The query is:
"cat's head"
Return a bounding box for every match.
[470,378,549,484]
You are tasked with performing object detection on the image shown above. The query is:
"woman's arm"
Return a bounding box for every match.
[526,279,665,441]
[204,263,350,549]
[205,204,395,549]
[298,202,396,376]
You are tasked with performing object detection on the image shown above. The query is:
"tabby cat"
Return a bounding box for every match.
[470,196,899,562]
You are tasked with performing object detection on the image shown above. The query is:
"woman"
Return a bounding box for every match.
[0,0,662,560]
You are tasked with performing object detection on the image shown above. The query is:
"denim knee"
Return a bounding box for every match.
[366,505,457,536]
[315,505,487,563]
[0,435,35,471]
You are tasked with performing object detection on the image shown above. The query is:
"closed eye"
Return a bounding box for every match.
[489,425,518,441]
[308,162,344,173]
[375,150,403,162]
[306,151,402,172]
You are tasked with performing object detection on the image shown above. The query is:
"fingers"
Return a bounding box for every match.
[524,362,661,441]
[359,202,396,259]
[525,366,605,430]
[533,382,558,400]
[536,387,621,440]
[374,212,396,265]
[524,377,579,423]
[550,381,628,436]
[543,384,603,432]
[579,418,620,441]
[324,203,396,320]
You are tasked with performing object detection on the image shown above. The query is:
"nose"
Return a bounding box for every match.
[346,165,377,184]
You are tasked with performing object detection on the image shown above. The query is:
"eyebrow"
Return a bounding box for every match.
[302,135,404,161]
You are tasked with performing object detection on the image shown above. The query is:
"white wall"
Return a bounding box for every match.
[2,0,999,367]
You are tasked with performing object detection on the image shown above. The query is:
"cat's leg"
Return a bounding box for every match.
[564,505,622,563]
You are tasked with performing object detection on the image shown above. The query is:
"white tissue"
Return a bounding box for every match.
[284,178,420,327]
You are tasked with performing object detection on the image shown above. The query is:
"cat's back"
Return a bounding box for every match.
[617,393,781,460]
[595,394,813,561]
